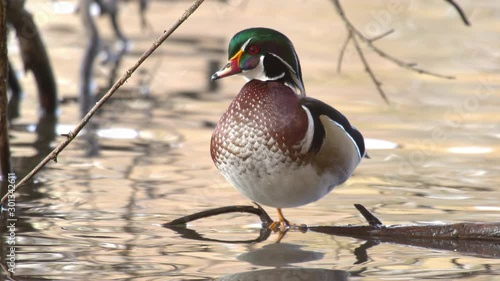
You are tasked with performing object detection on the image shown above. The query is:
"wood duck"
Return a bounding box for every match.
[211,27,366,232]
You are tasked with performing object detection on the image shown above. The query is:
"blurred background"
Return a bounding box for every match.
[3,0,499,279]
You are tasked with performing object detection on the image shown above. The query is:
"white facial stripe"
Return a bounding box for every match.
[240,56,298,94]
[269,53,296,74]
[241,56,287,82]
[238,49,305,95]
[240,37,253,51]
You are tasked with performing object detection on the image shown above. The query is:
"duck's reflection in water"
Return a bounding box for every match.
[217,243,349,281]
[217,268,349,281]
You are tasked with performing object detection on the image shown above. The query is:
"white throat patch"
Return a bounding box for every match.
[242,56,285,82]
[239,53,303,95]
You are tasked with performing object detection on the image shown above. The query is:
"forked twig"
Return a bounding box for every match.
[336,31,352,73]
[333,0,455,79]
[0,0,206,205]
[332,0,469,103]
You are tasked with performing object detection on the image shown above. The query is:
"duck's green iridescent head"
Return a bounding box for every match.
[211,27,306,96]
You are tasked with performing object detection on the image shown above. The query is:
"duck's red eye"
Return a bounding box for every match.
[247,45,259,55]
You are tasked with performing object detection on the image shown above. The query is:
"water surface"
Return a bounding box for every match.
[4,0,500,280]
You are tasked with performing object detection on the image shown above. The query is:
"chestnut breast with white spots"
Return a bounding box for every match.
[211,79,309,170]
[211,80,332,208]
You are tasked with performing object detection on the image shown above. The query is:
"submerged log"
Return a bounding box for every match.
[310,204,500,241]
[309,205,500,259]
[310,221,500,241]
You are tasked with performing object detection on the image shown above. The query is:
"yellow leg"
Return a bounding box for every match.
[268,208,290,232]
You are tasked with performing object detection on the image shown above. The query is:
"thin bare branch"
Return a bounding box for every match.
[336,31,352,73]
[0,261,17,280]
[332,0,455,80]
[444,0,471,26]
[0,0,206,205]
[368,29,394,42]
[352,35,390,105]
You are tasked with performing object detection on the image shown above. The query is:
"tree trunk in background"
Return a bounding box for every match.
[6,0,58,116]
[79,0,99,119]
[0,0,12,201]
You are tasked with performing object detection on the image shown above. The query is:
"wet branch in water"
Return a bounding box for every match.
[163,204,274,227]
[163,204,500,258]
[0,0,207,205]
[331,0,470,104]
[310,204,500,242]
[163,204,274,244]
